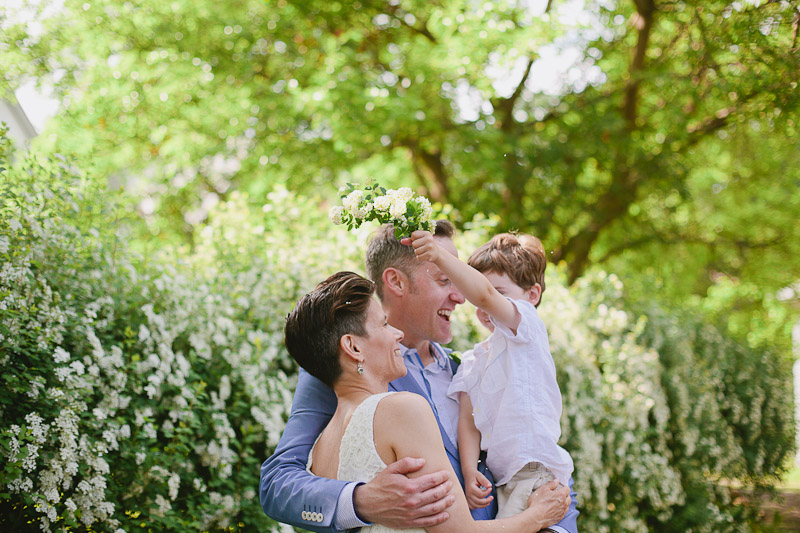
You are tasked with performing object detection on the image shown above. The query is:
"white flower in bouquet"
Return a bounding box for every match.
[414,196,433,218]
[328,206,345,225]
[373,195,392,212]
[389,199,407,218]
[342,190,365,215]
[392,187,414,202]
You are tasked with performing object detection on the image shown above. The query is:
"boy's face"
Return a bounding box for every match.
[476,271,540,331]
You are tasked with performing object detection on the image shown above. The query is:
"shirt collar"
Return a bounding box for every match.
[402,342,449,371]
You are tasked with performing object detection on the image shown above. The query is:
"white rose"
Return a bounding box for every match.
[373,195,391,212]
[328,206,345,225]
[396,187,414,201]
[414,196,433,218]
[390,200,407,218]
[343,190,364,214]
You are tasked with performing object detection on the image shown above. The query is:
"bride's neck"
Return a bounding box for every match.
[332,376,388,407]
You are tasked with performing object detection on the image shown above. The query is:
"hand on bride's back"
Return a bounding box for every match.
[526,480,570,528]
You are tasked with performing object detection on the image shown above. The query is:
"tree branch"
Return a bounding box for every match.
[386,5,438,44]
[495,57,535,132]
[554,167,643,283]
[594,221,785,265]
[400,138,449,202]
[623,0,656,129]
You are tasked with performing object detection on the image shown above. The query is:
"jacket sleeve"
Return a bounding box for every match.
[546,476,580,533]
[259,369,352,532]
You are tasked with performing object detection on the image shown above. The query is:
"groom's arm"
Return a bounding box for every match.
[260,369,353,532]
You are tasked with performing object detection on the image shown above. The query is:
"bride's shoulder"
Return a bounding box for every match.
[376,392,435,424]
[381,391,430,409]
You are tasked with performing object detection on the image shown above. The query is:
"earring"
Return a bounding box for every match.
[357,361,364,375]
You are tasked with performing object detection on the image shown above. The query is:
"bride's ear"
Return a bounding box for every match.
[339,334,362,364]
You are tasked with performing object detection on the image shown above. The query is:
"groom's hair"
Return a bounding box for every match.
[366,220,455,300]
[284,271,374,387]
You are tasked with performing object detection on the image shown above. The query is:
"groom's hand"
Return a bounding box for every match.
[353,457,454,528]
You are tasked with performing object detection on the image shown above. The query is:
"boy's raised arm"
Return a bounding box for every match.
[405,231,520,331]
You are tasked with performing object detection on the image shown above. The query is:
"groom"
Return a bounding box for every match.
[259,221,579,532]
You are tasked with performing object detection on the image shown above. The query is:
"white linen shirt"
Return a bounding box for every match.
[448,298,573,487]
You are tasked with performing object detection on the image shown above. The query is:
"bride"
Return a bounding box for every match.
[284,271,570,532]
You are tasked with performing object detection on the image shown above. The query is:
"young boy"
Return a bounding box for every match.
[407,230,574,519]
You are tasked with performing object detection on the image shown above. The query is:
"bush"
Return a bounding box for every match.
[0,133,794,531]
[0,134,363,531]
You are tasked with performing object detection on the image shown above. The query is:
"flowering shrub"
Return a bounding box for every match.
[0,135,361,531]
[0,133,793,531]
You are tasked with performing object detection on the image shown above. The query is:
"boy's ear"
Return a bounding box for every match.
[382,267,407,297]
[526,283,542,307]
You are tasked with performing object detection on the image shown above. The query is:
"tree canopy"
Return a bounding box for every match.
[2,0,799,351]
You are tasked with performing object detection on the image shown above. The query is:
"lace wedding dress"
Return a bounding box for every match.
[307,392,426,533]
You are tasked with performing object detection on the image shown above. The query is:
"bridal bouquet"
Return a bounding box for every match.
[329,182,436,239]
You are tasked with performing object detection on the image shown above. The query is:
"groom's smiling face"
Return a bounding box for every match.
[405,236,465,346]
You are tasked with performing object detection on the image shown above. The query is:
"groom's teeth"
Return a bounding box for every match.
[437,310,451,319]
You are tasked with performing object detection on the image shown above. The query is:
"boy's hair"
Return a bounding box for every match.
[284,271,374,387]
[366,220,455,300]
[467,232,547,304]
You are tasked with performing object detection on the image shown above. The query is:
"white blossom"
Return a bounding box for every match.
[342,190,364,214]
[53,346,71,363]
[373,195,391,212]
[168,473,180,500]
[328,206,345,225]
[389,199,407,218]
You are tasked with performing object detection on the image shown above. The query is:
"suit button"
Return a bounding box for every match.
[317,513,324,522]
[301,511,308,520]
[311,512,318,521]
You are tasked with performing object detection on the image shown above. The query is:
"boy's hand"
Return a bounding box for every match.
[402,230,441,264]
[463,469,493,510]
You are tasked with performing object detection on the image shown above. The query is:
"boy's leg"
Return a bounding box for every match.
[495,462,556,519]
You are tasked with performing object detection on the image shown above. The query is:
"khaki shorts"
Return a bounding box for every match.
[496,461,559,519]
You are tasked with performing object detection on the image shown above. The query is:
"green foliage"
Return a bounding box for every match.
[2,0,797,359]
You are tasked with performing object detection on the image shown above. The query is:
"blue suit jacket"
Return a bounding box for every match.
[260,359,578,532]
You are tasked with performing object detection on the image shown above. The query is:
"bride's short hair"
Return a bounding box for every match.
[284,271,375,387]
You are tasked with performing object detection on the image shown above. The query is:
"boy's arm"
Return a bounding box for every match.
[406,231,519,331]
[457,392,493,509]
[457,393,481,475]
